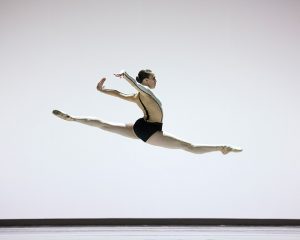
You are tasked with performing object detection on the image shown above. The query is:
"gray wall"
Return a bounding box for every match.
[0,0,299,219]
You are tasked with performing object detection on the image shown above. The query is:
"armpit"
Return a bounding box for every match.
[119,92,138,102]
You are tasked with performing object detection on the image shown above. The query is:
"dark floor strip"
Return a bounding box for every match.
[1,218,300,227]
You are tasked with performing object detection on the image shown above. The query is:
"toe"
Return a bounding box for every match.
[52,110,61,115]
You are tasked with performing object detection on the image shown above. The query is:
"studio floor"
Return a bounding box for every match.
[1,226,300,240]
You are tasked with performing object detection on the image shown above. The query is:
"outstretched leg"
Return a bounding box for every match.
[146,131,242,155]
[52,110,138,139]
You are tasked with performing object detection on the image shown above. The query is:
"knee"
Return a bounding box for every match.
[182,142,194,152]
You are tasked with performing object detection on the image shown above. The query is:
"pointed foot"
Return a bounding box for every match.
[52,109,74,121]
[220,146,243,155]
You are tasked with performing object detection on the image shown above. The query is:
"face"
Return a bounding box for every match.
[145,74,157,89]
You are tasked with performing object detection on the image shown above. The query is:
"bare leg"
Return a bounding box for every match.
[146,131,242,155]
[52,110,242,154]
[52,110,138,139]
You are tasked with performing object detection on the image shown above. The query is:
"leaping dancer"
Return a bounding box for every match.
[53,70,242,155]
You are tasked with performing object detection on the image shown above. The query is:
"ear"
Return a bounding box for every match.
[141,78,148,85]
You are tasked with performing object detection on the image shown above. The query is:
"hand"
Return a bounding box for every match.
[97,77,106,91]
[114,71,125,78]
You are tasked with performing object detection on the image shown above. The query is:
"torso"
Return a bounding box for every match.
[134,90,163,123]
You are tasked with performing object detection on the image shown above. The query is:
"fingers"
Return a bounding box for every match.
[114,72,124,78]
[97,82,104,90]
[100,77,106,83]
[97,77,106,91]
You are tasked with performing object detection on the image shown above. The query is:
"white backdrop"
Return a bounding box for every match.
[0,0,299,219]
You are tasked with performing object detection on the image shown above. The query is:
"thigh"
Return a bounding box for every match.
[146,131,189,149]
[103,122,138,139]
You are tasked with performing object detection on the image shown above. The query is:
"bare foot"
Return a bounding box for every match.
[52,110,74,121]
[220,146,243,155]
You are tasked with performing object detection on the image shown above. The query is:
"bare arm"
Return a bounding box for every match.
[114,71,143,93]
[97,78,137,103]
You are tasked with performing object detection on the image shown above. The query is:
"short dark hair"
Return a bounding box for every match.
[136,69,152,83]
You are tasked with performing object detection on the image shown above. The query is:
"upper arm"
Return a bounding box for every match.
[123,72,143,92]
[117,91,138,103]
[100,88,137,103]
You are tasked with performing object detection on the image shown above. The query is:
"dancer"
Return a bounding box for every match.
[53,70,242,155]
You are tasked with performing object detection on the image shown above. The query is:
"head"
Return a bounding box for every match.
[136,69,157,89]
